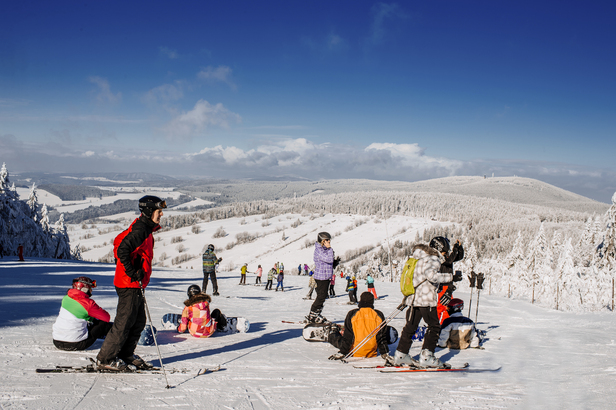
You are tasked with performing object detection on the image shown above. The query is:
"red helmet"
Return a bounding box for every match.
[72,276,97,296]
[448,298,464,313]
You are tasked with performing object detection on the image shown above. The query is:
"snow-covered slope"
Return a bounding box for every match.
[1,258,614,409]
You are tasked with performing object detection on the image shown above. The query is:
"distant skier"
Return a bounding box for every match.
[429,237,464,323]
[18,244,24,261]
[437,298,482,350]
[255,264,263,285]
[327,292,391,360]
[52,276,113,351]
[275,270,284,291]
[329,272,336,297]
[298,264,302,275]
[239,263,248,285]
[304,263,309,275]
[202,244,222,296]
[265,267,276,290]
[177,285,228,338]
[366,273,377,300]
[306,232,340,323]
[96,195,166,371]
[392,243,453,369]
[304,271,316,299]
[346,275,357,304]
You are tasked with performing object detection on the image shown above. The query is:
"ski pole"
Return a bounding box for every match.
[468,287,473,318]
[342,301,407,361]
[475,290,481,323]
[140,282,171,389]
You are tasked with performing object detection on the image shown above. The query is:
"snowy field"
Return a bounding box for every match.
[1,257,615,409]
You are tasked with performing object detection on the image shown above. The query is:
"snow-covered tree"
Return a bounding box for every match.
[26,183,39,221]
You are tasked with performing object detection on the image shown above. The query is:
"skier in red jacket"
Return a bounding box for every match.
[96,196,166,371]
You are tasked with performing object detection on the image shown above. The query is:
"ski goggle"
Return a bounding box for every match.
[73,278,97,288]
[139,200,167,210]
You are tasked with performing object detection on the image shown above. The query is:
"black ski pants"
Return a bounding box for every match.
[97,287,146,364]
[203,271,218,293]
[54,320,113,351]
[396,306,441,354]
[310,279,330,313]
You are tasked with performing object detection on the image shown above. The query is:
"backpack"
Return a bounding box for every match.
[400,257,419,296]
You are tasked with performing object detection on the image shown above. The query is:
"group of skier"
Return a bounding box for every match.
[50,195,481,371]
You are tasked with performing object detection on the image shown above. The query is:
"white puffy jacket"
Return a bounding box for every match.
[404,244,452,307]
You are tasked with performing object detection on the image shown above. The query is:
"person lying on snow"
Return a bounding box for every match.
[327,292,394,361]
[52,276,113,351]
[178,284,228,337]
[437,298,482,350]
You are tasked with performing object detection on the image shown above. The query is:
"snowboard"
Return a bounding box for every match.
[137,325,157,346]
[218,317,250,335]
[302,323,343,342]
[161,313,182,330]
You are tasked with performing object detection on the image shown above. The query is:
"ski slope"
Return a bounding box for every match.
[1,257,615,409]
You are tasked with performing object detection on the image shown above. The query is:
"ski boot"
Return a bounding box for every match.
[121,354,154,370]
[96,357,127,372]
[393,350,419,367]
[418,349,450,369]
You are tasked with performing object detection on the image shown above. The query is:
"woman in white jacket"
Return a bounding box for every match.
[393,244,453,368]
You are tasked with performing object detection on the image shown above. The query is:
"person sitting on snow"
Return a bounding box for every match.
[178,284,228,338]
[52,276,113,351]
[327,292,392,360]
[437,298,482,349]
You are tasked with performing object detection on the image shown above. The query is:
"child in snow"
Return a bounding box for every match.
[255,264,263,285]
[239,263,248,285]
[275,270,284,291]
[177,285,227,338]
[430,237,464,324]
[305,271,317,299]
[346,275,357,304]
[437,298,481,349]
[52,276,113,351]
[329,273,336,297]
[327,292,390,360]
[366,273,377,300]
[265,267,276,290]
[304,264,309,275]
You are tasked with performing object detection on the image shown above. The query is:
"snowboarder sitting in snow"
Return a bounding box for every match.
[52,276,113,351]
[178,284,228,337]
[327,292,392,360]
[437,298,482,349]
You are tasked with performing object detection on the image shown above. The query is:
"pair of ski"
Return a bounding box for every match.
[354,362,501,373]
[35,358,222,375]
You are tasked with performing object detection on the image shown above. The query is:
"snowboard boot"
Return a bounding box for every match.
[213,291,220,296]
[393,350,419,367]
[306,310,328,324]
[418,349,450,369]
[96,357,127,372]
[121,354,154,370]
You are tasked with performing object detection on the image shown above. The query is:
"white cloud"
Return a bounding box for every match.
[142,83,184,106]
[88,76,122,104]
[197,66,236,90]
[159,46,179,59]
[368,3,408,45]
[162,99,241,140]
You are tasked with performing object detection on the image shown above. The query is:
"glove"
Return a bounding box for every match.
[333,256,341,269]
[476,273,485,290]
[328,352,345,361]
[218,257,223,263]
[439,292,452,306]
[468,271,477,288]
[381,353,395,366]
[131,269,145,283]
[453,271,463,282]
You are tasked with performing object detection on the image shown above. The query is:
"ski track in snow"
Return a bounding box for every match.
[1,257,616,409]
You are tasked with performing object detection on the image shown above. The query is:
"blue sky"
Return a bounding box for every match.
[1,1,615,202]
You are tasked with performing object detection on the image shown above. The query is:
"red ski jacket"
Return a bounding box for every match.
[113,216,160,289]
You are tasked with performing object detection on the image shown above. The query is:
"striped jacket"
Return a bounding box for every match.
[52,289,110,343]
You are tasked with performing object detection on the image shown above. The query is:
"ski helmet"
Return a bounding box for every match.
[429,236,450,254]
[72,276,96,296]
[138,195,167,218]
[317,232,331,244]
[448,298,464,313]
[187,284,201,298]
[207,244,215,252]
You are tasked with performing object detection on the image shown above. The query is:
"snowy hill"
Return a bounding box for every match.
[1,258,615,409]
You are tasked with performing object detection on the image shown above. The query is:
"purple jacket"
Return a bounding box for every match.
[313,242,334,280]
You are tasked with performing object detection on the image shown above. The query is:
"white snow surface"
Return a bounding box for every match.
[1,257,616,409]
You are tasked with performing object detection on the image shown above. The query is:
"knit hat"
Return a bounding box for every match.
[358,291,375,308]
